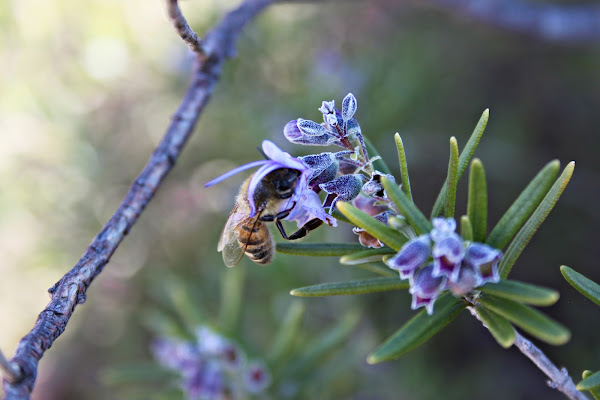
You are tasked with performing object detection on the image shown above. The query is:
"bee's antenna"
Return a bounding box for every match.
[257,147,270,160]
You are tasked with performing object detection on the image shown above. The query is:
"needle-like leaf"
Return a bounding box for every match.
[431,109,489,218]
[479,295,570,346]
[479,280,559,306]
[578,370,600,396]
[499,162,575,278]
[394,133,412,202]
[460,215,473,241]
[339,248,397,265]
[561,266,600,307]
[337,202,407,251]
[445,137,460,218]
[276,242,366,257]
[487,160,560,250]
[467,159,488,242]
[474,306,516,348]
[291,277,409,297]
[367,293,465,363]
[381,176,432,235]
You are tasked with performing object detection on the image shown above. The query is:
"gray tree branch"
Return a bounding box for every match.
[1,0,277,398]
[513,332,589,400]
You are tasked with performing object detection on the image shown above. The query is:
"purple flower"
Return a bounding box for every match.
[445,265,481,297]
[464,243,502,284]
[318,99,343,129]
[385,235,431,280]
[341,93,357,122]
[319,174,363,212]
[352,194,389,216]
[362,171,395,198]
[409,264,447,315]
[432,233,465,282]
[431,217,457,242]
[284,119,334,146]
[205,140,334,227]
[287,189,336,228]
[300,152,339,188]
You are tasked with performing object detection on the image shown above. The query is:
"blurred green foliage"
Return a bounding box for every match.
[1,1,600,399]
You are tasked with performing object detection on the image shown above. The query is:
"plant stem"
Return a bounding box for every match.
[513,332,588,400]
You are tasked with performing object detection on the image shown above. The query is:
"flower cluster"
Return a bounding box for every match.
[152,326,271,399]
[386,218,502,315]
[206,93,393,231]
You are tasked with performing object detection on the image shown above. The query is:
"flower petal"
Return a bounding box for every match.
[409,264,447,315]
[385,235,431,279]
[445,265,481,297]
[431,217,457,241]
[341,93,357,122]
[287,189,336,227]
[319,174,363,211]
[204,160,268,188]
[297,118,329,136]
[432,233,465,281]
[284,119,333,146]
[464,243,502,284]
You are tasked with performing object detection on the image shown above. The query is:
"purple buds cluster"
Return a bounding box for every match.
[386,218,502,315]
[206,93,387,230]
[152,326,271,399]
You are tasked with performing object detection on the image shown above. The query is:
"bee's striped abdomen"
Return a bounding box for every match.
[237,222,273,264]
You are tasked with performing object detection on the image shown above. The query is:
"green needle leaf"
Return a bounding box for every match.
[351,262,399,277]
[487,160,560,250]
[460,215,473,241]
[474,306,516,348]
[276,242,366,257]
[445,137,460,218]
[364,136,392,175]
[499,162,575,278]
[339,247,397,265]
[479,280,559,306]
[331,209,352,224]
[381,176,432,235]
[337,202,407,251]
[479,294,570,346]
[394,133,413,202]
[467,159,488,242]
[290,277,409,297]
[367,293,466,363]
[431,109,489,218]
[561,265,600,306]
[578,370,600,395]
[267,300,306,364]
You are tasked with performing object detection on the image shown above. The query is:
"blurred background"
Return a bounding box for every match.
[1,0,600,399]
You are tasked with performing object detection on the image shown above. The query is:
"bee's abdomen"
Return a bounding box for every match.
[238,222,273,264]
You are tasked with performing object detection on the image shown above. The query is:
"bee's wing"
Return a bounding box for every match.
[218,205,251,267]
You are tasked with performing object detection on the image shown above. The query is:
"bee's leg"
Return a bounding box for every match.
[258,202,296,222]
[277,218,324,241]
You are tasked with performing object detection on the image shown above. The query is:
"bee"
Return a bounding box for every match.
[219,168,323,267]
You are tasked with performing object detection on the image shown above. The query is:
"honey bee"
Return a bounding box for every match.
[219,168,323,267]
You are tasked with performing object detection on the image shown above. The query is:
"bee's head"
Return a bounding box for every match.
[269,168,301,199]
